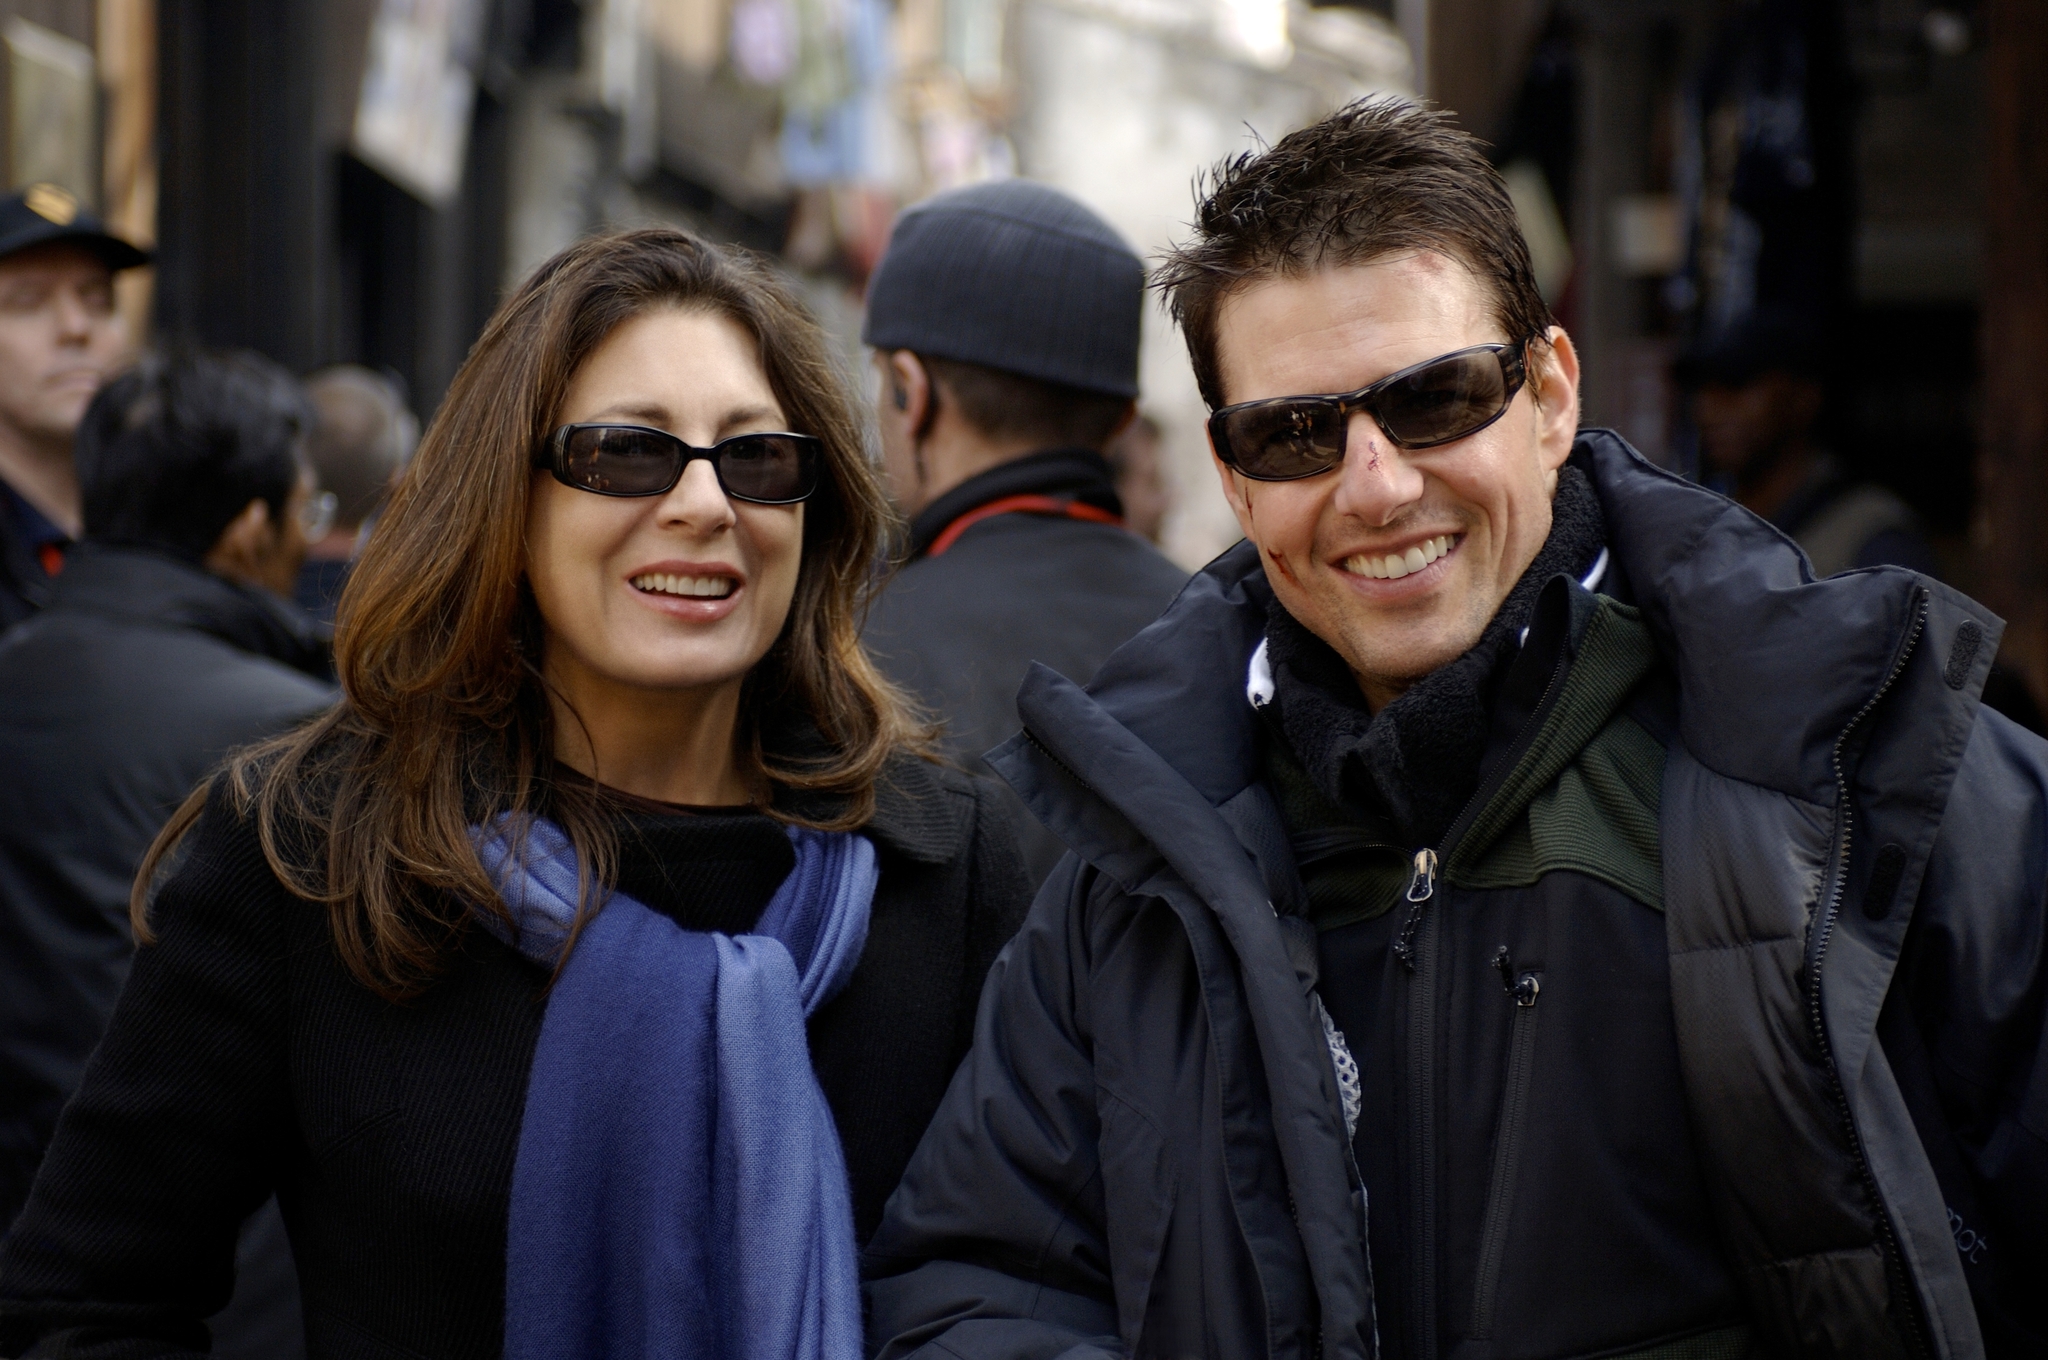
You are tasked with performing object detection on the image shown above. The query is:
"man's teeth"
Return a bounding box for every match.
[631,573,736,598]
[1344,534,1458,581]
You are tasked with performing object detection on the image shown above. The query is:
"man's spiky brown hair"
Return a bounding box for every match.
[1155,97,1554,410]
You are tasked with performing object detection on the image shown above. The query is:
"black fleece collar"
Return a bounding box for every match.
[905,447,1123,559]
[50,541,334,682]
[1263,465,1610,847]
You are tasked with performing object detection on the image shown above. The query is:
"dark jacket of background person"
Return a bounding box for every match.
[0,752,1029,1360]
[0,544,333,1228]
[866,432,2046,1360]
[0,488,67,632]
[865,448,1186,883]
[0,347,335,1360]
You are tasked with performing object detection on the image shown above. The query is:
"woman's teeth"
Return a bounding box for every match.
[631,573,736,599]
[1344,534,1458,581]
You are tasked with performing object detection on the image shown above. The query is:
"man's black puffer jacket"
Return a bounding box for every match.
[864,431,2048,1359]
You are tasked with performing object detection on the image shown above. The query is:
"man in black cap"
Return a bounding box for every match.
[0,184,149,630]
[1680,308,1938,578]
[861,179,1189,883]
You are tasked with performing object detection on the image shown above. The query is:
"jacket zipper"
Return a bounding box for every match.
[1808,589,1930,1357]
[1390,628,1575,1358]
[1470,949,1542,1339]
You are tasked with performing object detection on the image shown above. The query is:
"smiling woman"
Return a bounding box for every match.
[0,230,1032,1360]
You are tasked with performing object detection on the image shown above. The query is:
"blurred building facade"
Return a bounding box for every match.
[0,1,2038,652]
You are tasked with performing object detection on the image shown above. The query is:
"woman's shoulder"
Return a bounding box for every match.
[140,775,312,952]
[864,751,988,866]
[146,732,358,934]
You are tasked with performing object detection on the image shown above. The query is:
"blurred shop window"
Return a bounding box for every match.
[6,18,96,207]
[352,0,490,207]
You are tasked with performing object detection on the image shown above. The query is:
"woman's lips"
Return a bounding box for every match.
[630,571,735,599]
[625,568,744,622]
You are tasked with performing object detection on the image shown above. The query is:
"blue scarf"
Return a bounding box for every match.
[472,815,877,1360]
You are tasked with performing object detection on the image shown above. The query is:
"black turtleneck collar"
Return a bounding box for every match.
[904,447,1123,559]
[1263,463,1609,847]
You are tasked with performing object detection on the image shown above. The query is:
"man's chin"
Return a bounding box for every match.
[1328,611,1488,695]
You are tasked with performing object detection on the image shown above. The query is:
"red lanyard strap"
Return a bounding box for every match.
[925,493,1123,558]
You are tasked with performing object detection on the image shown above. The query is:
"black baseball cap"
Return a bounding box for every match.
[0,183,150,271]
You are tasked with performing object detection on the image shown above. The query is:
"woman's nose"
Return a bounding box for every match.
[658,458,737,534]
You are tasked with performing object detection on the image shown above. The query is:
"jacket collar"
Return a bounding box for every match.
[49,541,333,681]
[905,447,1122,559]
[1002,429,1989,858]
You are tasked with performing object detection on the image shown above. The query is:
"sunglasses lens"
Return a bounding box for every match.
[1215,401,1348,480]
[1374,349,1512,447]
[714,434,818,503]
[560,426,684,495]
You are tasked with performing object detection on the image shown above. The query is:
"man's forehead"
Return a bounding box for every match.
[0,241,116,285]
[1213,251,1501,400]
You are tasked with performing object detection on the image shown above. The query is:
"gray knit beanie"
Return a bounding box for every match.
[862,180,1143,398]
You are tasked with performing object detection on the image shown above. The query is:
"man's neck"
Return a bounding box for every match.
[0,424,81,538]
[907,424,1048,517]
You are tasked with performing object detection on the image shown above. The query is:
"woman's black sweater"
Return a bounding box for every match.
[0,755,1030,1360]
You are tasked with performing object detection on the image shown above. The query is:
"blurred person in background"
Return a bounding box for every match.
[1682,316,2045,738]
[1681,308,1939,578]
[862,181,1188,884]
[0,185,148,630]
[0,348,333,1358]
[0,230,1027,1359]
[1103,411,1173,545]
[295,365,418,624]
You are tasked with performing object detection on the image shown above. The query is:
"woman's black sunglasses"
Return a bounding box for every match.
[535,424,823,505]
[1208,341,1531,482]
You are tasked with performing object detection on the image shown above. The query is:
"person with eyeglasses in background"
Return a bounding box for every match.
[0,184,148,632]
[867,99,2047,1359]
[0,348,336,1359]
[295,365,418,626]
[0,229,1029,1360]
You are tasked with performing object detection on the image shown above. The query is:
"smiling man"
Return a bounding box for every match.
[0,186,147,630]
[865,100,2048,1359]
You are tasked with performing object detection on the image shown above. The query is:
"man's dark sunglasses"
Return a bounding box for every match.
[1208,341,1531,482]
[535,424,822,504]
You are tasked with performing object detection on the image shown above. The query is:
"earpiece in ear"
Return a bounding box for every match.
[892,384,909,412]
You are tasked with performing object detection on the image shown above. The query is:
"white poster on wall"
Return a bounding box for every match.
[352,0,487,206]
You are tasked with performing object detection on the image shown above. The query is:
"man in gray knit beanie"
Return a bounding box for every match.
[862,179,1187,885]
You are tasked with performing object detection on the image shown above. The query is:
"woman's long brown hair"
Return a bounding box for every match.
[133,228,925,999]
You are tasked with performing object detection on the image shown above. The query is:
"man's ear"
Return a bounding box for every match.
[202,499,273,586]
[886,350,935,438]
[1529,325,1582,473]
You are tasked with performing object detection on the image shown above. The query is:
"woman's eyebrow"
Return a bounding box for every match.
[585,402,672,425]
[718,403,782,430]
